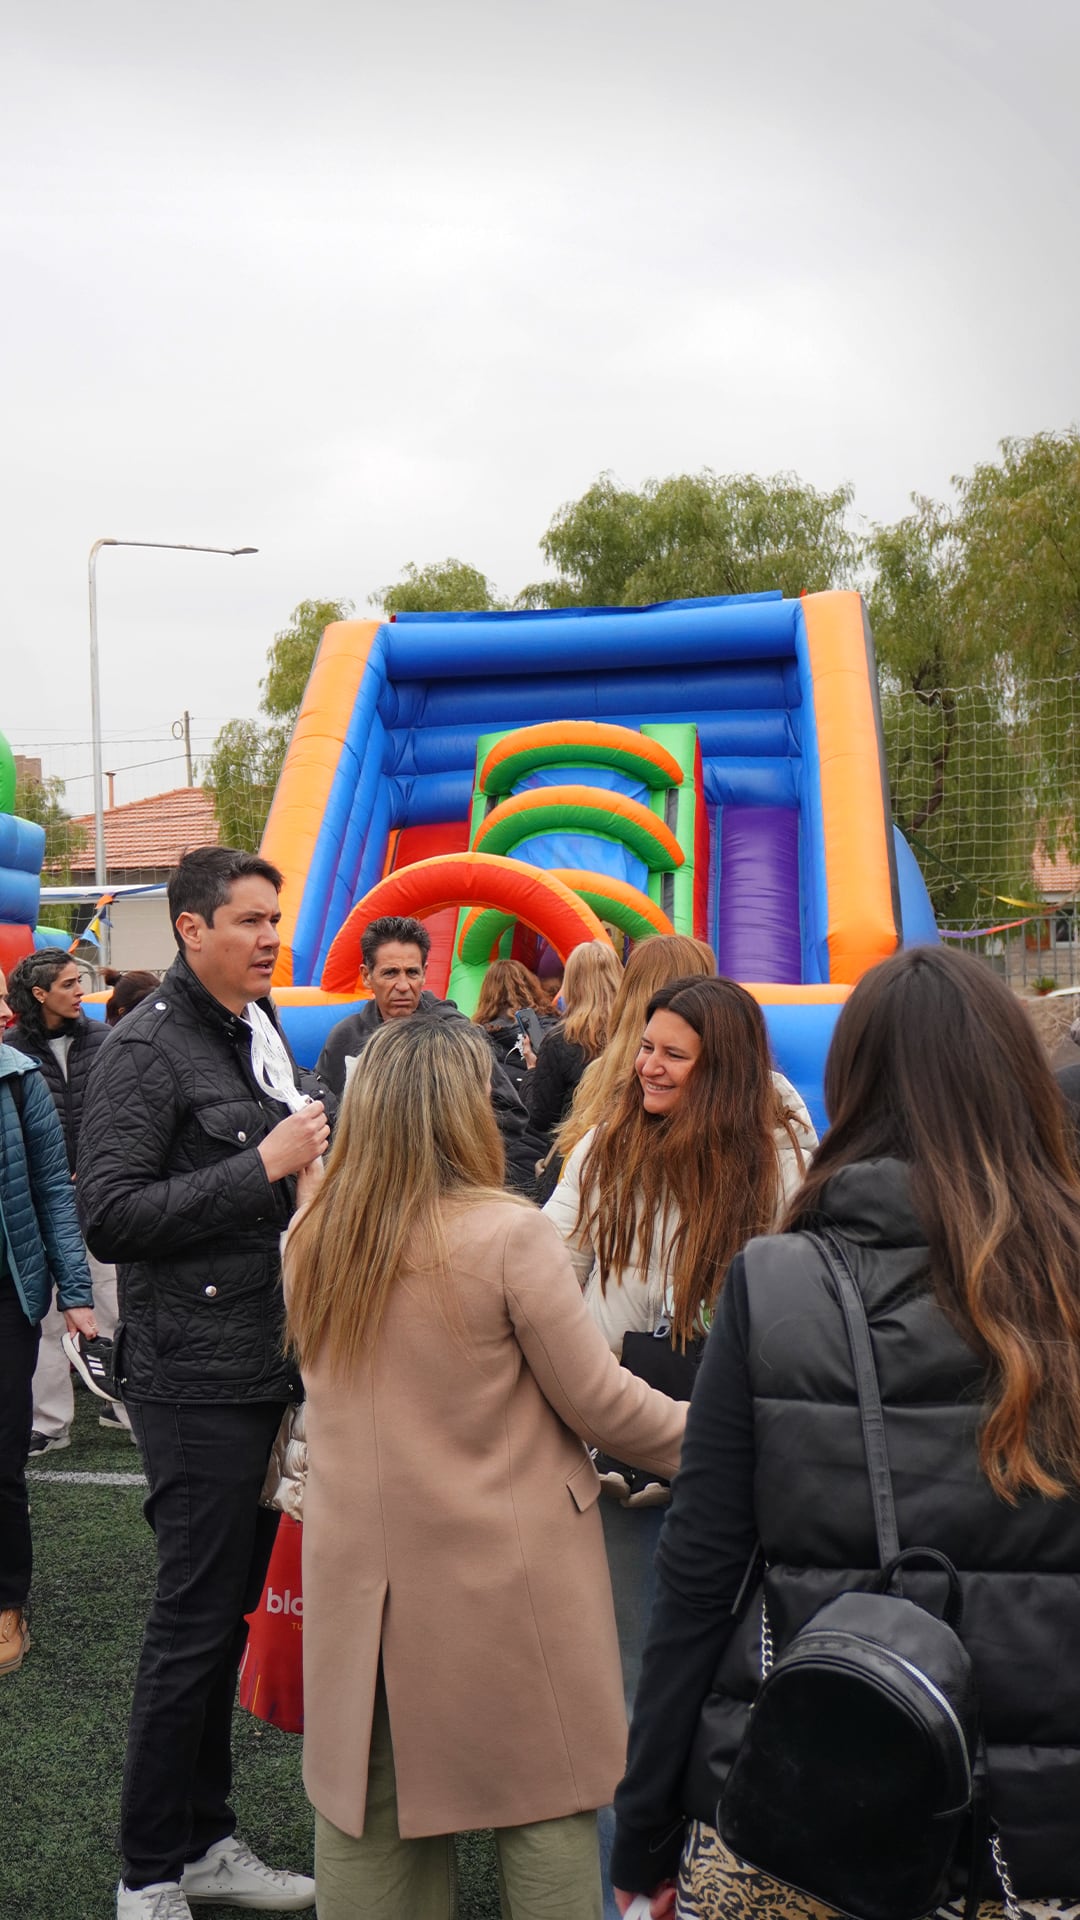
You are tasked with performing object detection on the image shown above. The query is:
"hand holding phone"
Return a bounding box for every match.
[514,1008,545,1056]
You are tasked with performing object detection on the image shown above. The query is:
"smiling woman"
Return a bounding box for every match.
[548,977,816,1354]
[634,1006,701,1116]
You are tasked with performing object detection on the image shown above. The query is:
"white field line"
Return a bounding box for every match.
[26,1469,146,1487]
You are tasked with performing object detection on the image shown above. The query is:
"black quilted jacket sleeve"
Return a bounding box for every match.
[77,1035,277,1263]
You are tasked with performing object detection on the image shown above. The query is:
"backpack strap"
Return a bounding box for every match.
[5,1071,25,1122]
[810,1230,901,1569]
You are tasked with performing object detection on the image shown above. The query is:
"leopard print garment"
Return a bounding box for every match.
[676,1822,1080,1920]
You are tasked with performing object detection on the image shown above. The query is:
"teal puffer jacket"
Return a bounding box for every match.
[0,1044,92,1324]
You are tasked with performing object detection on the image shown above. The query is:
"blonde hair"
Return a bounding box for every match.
[560,940,622,1059]
[285,1018,508,1373]
[556,934,716,1161]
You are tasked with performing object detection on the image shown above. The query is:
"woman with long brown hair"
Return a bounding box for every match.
[555,935,716,1169]
[284,1016,686,1920]
[611,944,1080,1919]
[546,975,815,1356]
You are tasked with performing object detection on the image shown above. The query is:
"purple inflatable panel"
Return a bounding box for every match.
[716,807,801,984]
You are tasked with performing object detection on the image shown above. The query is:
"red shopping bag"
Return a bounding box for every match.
[239,1514,304,1734]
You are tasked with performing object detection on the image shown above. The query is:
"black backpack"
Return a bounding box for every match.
[716,1232,1014,1920]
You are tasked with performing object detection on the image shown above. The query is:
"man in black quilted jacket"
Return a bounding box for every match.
[78,846,326,1919]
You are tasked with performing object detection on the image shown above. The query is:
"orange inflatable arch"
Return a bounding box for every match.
[320,852,612,993]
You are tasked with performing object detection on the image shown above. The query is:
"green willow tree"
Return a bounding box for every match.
[205,598,352,850]
[519,470,860,607]
[372,558,504,615]
[868,432,1080,916]
[954,431,1080,871]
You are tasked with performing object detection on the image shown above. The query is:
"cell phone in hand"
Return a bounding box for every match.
[514,1008,545,1055]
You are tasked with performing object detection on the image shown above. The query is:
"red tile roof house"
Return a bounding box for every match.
[1032,842,1080,910]
[65,787,221,886]
[1022,841,1080,978]
[44,788,221,972]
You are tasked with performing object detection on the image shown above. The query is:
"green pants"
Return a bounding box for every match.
[314,1670,602,1920]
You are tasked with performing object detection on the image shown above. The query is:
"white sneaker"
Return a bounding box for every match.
[181,1836,315,1910]
[116,1882,192,1919]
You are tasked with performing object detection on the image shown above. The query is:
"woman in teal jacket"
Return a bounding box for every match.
[0,965,96,1677]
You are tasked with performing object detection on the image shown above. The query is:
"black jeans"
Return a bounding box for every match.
[121,1399,286,1889]
[0,1270,41,1611]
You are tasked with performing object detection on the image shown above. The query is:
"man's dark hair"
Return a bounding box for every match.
[167,846,284,948]
[361,915,431,972]
[8,949,82,1040]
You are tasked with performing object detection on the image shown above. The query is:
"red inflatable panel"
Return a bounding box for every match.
[389,821,471,998]
[0,924,34,974]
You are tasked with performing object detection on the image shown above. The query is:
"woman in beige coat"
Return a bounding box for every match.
[285,1016,686,1920]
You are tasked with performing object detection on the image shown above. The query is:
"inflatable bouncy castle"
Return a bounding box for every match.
[260,590,939,1131]
[243,587,943,1729]
[0,732,48,975]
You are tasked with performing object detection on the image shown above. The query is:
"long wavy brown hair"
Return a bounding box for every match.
[560,939,623,1059]
[286,1019,511,1374]
[578,976,786,1346]
[785,944,1080,1503]
[556,933,716,1161]
[473,959,552,1027]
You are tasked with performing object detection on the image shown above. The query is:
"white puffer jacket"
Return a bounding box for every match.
[542,1072,817,1355]
[259,1400,308,1521]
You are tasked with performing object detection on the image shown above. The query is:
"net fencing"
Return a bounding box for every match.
[13,678,1080,994]
[882,673,1080,994]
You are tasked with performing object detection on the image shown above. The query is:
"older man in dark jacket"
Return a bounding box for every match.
[315,913,539,1189]
[78,847,324,1919]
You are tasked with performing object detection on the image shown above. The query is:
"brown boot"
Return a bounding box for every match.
[0,1608,30,1675]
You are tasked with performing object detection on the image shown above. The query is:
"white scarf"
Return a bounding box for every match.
[245,1000,309,1114]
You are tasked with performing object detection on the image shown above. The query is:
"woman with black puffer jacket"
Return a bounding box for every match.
[472,959,558,1103]
[611,945,1080,1920]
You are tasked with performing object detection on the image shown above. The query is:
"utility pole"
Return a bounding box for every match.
[88,538,257,966]
[172,710,194,786]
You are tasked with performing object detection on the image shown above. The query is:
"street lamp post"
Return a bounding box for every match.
[87,538,258,963]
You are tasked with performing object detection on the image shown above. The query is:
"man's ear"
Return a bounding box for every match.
[174,911,206,954]
[360,962,373,992]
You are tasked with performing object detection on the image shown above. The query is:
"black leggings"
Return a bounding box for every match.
[0,1270,41,1611]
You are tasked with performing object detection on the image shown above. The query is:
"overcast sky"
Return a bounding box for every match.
[4,0,1078,808]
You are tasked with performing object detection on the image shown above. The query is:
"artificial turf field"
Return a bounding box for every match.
[4,1386,503,1920]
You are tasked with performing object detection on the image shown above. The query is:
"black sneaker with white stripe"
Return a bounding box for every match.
[62,1331,121,1404]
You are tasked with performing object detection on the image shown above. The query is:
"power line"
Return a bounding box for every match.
[53,753,194,786]
[12,737,219,750]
